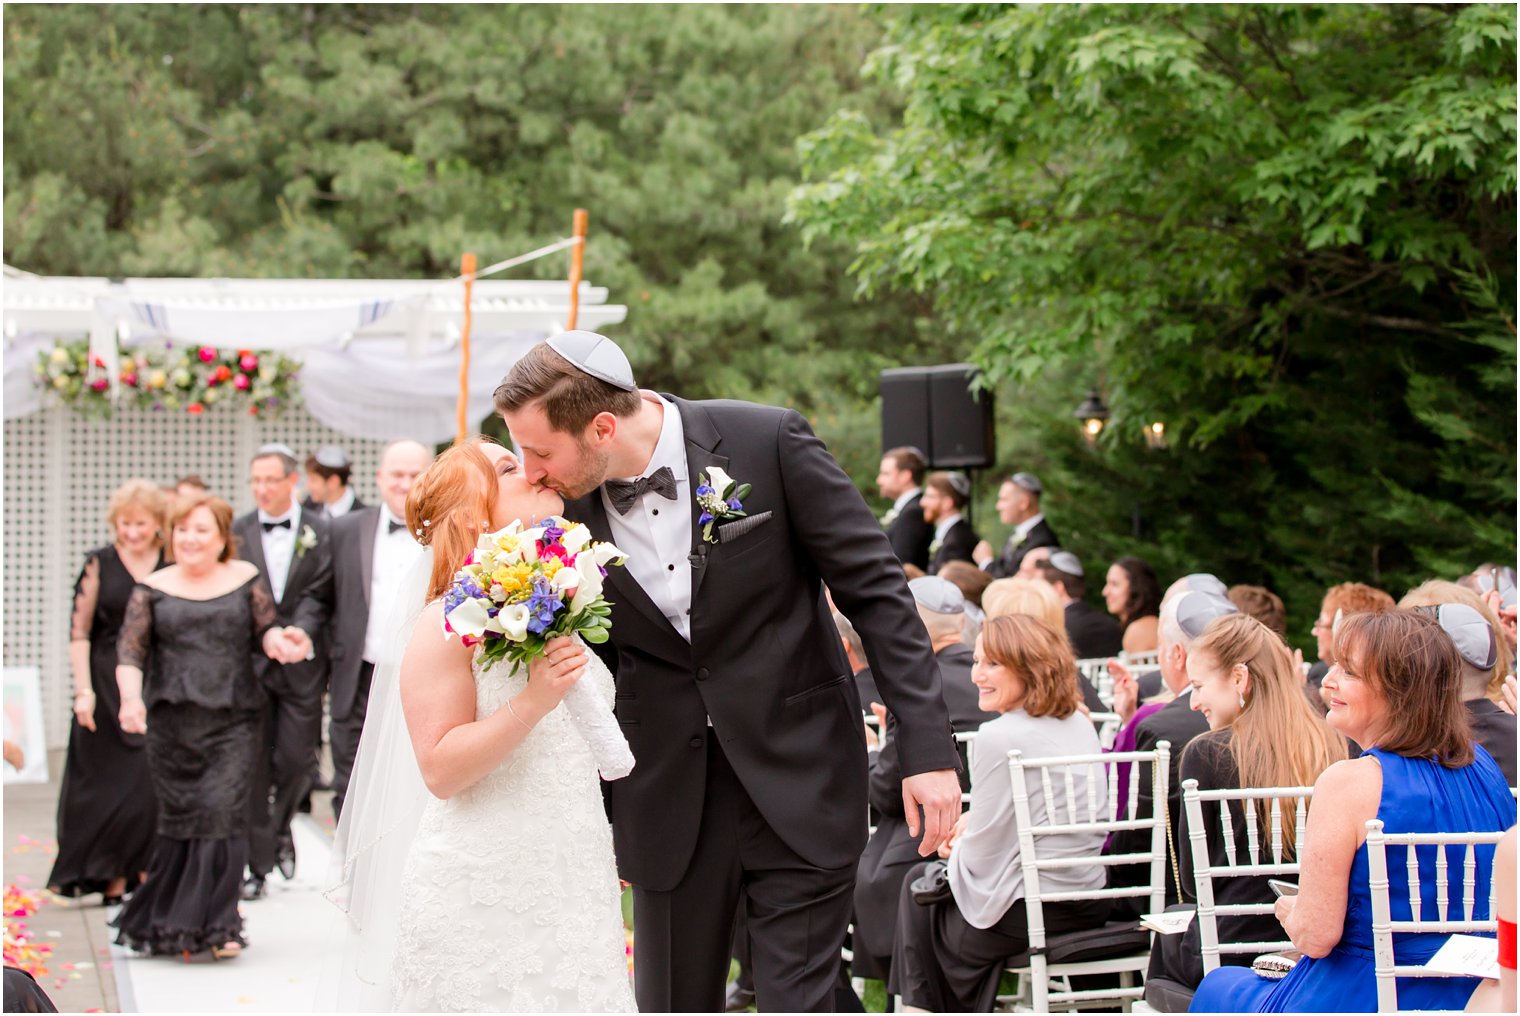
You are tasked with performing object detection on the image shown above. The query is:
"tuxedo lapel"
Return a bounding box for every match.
[279,509,305,609]
[673,397,727,603]
[359,511,377,607]
[238,515,270,579]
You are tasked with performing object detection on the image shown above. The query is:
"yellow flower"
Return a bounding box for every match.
[541,557,563,578]
[148,370,167,389]
[494,533,521,555]
[49,347,69,365]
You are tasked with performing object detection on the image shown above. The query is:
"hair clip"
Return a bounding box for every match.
[415,528,424,537]
[422,519,431,527]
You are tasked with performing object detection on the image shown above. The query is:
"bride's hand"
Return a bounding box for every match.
[521,637,587,714]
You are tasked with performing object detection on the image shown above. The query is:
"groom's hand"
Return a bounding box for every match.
[902,769,961,856]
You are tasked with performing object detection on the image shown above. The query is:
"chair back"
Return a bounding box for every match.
[1077,657,1113,708]
[1365,819,1505,1013]
[1181,780,1315,974]
[1122,649,1160,669]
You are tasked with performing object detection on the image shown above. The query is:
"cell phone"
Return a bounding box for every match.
[1268,878,1299,898]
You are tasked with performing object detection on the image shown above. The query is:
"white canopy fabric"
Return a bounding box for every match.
[2,275,627,442]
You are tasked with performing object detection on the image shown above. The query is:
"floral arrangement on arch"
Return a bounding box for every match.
[33,337,301,419]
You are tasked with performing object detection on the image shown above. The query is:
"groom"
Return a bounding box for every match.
[495,333,961,1012]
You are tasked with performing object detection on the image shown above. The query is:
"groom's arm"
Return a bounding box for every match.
[774,410,959,780]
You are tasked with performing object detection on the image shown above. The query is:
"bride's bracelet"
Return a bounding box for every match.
[74,690,95,699]
[505,698,534,733]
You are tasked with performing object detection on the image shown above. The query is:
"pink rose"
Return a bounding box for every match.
[197,347,216,363]
[239,354,258,372]
[90,378,109,392]
[234,373,251,390]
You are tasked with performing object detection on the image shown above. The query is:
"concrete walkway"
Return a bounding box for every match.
[4,747,338,1013]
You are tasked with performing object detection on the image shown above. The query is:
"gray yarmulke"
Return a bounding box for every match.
[313,445,351,469]
[1175,590,1240,640]
[1010,472,1043,495]
[1049,551,1084,577]
[909,576,966,615]
[256,442,298,462]
[545,330,636,392]
[1182,573,1229,597]
[1437,603,1498,671]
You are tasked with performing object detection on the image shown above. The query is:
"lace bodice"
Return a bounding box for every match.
[389,645,635,1012]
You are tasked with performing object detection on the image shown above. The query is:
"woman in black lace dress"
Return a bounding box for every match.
[112,494,307,959]
[48,479,167,904]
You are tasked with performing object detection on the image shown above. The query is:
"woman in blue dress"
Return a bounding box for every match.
[1191,608,1515,1013]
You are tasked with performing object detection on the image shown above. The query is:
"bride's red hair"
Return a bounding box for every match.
[406,438,499,600]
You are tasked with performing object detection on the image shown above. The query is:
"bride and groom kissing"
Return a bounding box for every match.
[326,331,962,1012]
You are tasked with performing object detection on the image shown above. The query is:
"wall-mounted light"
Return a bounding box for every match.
[1073,389,1109,445]
[1145,420,1167,450]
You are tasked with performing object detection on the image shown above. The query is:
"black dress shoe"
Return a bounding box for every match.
[239,876,266,901]
[724,981,756,1013]
[276,840,296,881]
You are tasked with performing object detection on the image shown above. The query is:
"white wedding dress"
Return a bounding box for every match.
[387,648,636,1012]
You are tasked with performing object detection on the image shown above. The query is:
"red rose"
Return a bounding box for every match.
[120,372,138,387]
[187,402,205,415]
[214,365,232,382]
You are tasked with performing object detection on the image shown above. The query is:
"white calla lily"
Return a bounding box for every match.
[705,466,735,494]
[590,541,627,567]
[445,597,492,640]
[498,603,531,641]
[560,523,593,554]
[569,552,606,614]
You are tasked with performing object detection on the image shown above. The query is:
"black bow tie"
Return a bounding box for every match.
[262,518,292,532]
[606,466,679,515]
[388,519,408,535]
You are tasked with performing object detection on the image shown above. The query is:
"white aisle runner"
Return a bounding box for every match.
[112,816,334,1012]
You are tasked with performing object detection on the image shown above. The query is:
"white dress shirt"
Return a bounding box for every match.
[258,504,302,603]
[601,396,693,642]
[892,486,922,515]
[1013,512,1046,542]
[364,505,425,663]
[933,512,964,545]
[325,487,358,518]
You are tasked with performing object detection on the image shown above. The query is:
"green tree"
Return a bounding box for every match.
[790,4,1517,638]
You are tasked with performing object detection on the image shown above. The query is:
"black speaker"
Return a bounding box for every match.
[880,364,995,469]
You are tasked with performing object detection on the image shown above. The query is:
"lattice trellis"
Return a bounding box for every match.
[4,404,436,747]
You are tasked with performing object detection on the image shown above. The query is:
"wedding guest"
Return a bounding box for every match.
[937,559,993,646]
[1036,551,1123,660]
[1398,584,1516,783]
[302,446,365,519]
[852,578,997,990]
[173,475,207,502]
[890,615,1112,1012]
[1102,555,1163,653]
[1190,610,1514,1012]
[233,443,334,899]
[1107,589,1239,908]
[1305,582,1394,706]
[326,439,433,821]
[834,610,880,713]
[922,472,978,574]
[48,479,167,905]
[112,495,305,959]
[1015,544,1056,580]
[983,576,1105,716]
[1226,584,1287,639]
[974,472,1058,578]
[1463,826,1516,1012]
[1147,613,1349,989]
[877,446,933,571]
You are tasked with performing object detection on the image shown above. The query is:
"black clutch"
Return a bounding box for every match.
[910,860,953,906]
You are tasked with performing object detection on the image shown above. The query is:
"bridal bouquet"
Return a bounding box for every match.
[441,517,635,780]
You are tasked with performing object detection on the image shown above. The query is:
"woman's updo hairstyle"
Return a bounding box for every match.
[406,438,499,600]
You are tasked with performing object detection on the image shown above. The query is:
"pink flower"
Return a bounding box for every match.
[233,373,250,390]
[120,372,138,387]
[197,347,216,363]
[89,378,109,392]
[187,402,204,415]
[239,354,258,372]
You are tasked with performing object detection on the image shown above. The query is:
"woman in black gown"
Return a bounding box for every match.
[112,494,306,959]
[47,479,167,904]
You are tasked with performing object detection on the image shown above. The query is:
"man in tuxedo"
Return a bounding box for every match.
[302,445,366,519]
[975,472,1058,578]
[876,447,933,571]
[233,443,334,899]
[324,439,432,822]
[495,332,961,1013]
[921,472,978,575]
[1108,586,1238,911]
[852,578,996,991]
[1036,552,1123,660]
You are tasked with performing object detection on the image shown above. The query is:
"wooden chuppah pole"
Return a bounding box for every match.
[456,252,477,443]
[566,208,588,330]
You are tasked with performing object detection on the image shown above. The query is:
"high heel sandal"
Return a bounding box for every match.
[210,942,242,960]
[101,894,124,906]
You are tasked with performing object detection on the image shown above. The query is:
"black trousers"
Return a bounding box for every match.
[246,680,323,878]
[632,739,856,1013]
[328,661,375,823]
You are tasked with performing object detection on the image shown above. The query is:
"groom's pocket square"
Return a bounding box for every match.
[717,510,773,545]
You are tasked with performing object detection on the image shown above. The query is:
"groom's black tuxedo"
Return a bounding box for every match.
[568,397,958,1011]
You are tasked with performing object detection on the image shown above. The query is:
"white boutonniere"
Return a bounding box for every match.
[696,466,751,544]
[1010,531,1027,548]
[880,507,901,528]
[296,524,318,558]
[928,537,944,559]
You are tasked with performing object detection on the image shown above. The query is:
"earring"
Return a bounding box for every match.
[1237,691,1246,709]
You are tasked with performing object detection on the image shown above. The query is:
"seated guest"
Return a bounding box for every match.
[937,560,994,647]
[1398,584,1515,784]
[1192,609,1515,1012]
[1037,551,1123,660]
[1107,587,1239,907]
[983,576,1103,716]
[1305,582,1395,709]
[1226,585,1287,639]
[890,615,1111,1012]
[922,471,979,574]
[1102,556,1163,653]
[1016,544,1056,580]
[1147,614,1348,990]
[852,578,998,988]
[833,610,879,714]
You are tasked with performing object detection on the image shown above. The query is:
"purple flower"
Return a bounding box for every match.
[727,498,743,511]
[696,484,715,497]
[525,578,562,635]
[699,511,714,526]
[540,521,565,545]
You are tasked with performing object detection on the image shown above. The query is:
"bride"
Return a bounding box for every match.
[320,438,635,1012]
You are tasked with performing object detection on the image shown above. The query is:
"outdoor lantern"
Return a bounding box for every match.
[1145,420,1167,450]
[1074,389,1109,444]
